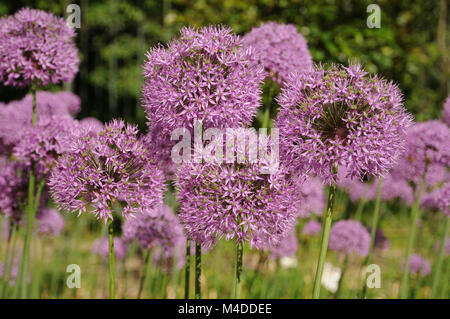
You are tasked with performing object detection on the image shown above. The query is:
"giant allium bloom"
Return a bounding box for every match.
[403,254,431,277]
[48,119,166,222]
[0,91,80,150]
[276,63,413,183]
[142,26,264,164]
[328,220,370,257]
[390,121,450,186]
[36,208,65,237]
[270,231,298,259]
[366,227,390,251]
[295,178,325,217]
[302,220,322,236]
[443,95,450,126]
[123,204,186,270]
[176,161,298,249]
[435,182,450,217]
[365,174,414,205]
[92,236,127,260]
[241,21,313,84]
[0,8,79,87]
[13,115,79,176]
[0,157,27,221]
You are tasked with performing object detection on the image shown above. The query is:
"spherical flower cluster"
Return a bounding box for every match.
[92,236,127,260]
[366,175,414,205]
[403,254,431,276]
[270,231,298,259]
[13,115,79,176]
[0,157,28,221]
[48,119,166,222]
[79,118,104,137]
[0,8,79,87]
[366,227,390,251]
[242,21,313,84]
[122,204,186,270]
[295,178,325,217]
[176,161,298,249]
[36,208,65,237]
[443,95,450,126]
[328,220,370,257]
[390,121,450,186]
[434,182,450,217]
[276,63,413,183]
[0,91,80,150]
[302,220,322,236]
[142,26,264,160]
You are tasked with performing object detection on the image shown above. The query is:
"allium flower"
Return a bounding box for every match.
[48,119,166,222]
[13,115,79,176]
[434,182,450,217]
[329,220,370,257]
[403,254,431,276]
[295,178,325,217]
[176,161,298,249]
[302,220,322,236]
[242,21,313,84]
[0,8,79,87]
[0,91,80,150]
[390,121,450,186]
[0,157,28,221]
[270,231,298,259]
[142,25,264,164]
[36,208,65,237]
[92,236,127,260]
[443,95,450,126]
[365,227,390,251]
[79,117,104,136]
[276,63,413,183]
[122,204,186,270]
[366,175,413,205]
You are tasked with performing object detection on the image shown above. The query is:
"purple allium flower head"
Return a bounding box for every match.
[390,121,450,186]
[13,115,79,176]
[295,178,325,217]
[403,254,431,276]
[79,117,104,137]
[0,8,79,87]
[365,227,390,251]
[276,63,413,183]
[48,119,166,222]
[142,25,264,166]
[122,204,186,270]
[36,207,65,237]
[0,157,28,221]
[434,181,450,217]
[0,91,80,156]
[302,220,322,236]
[242,21,313,84]
[329,220,370,257]
[176,161,298,249]
[365,174,414,205]
[443,95,450,126]
[270,231,298,259]
[92,236,127,260]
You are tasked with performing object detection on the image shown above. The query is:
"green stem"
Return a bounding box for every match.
[233,241,243,299]
[108,219,115,299]
[312,166,337,299]
[1,221,13,297]
[195,242,201,299]
[362,177,383,298]
[400,164,428,299]
[431,216,449,298]
[355,197,366,221]
[184,239,191,299]
[137,250,151,299]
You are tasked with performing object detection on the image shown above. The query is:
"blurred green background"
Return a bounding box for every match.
[0,0,448,128]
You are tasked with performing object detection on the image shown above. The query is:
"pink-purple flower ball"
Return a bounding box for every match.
[302,220,322,236]
[242,21,313,84]
[92,236,127,260]
[0,8,79,87]
[36,208,65,237]
[176,161,298,249]
[329,220,370,257]
[276,63,413,183]
[48,119,166,222]
[403,254,431,277]
[295,178,325,218]
[270,231,298,259]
